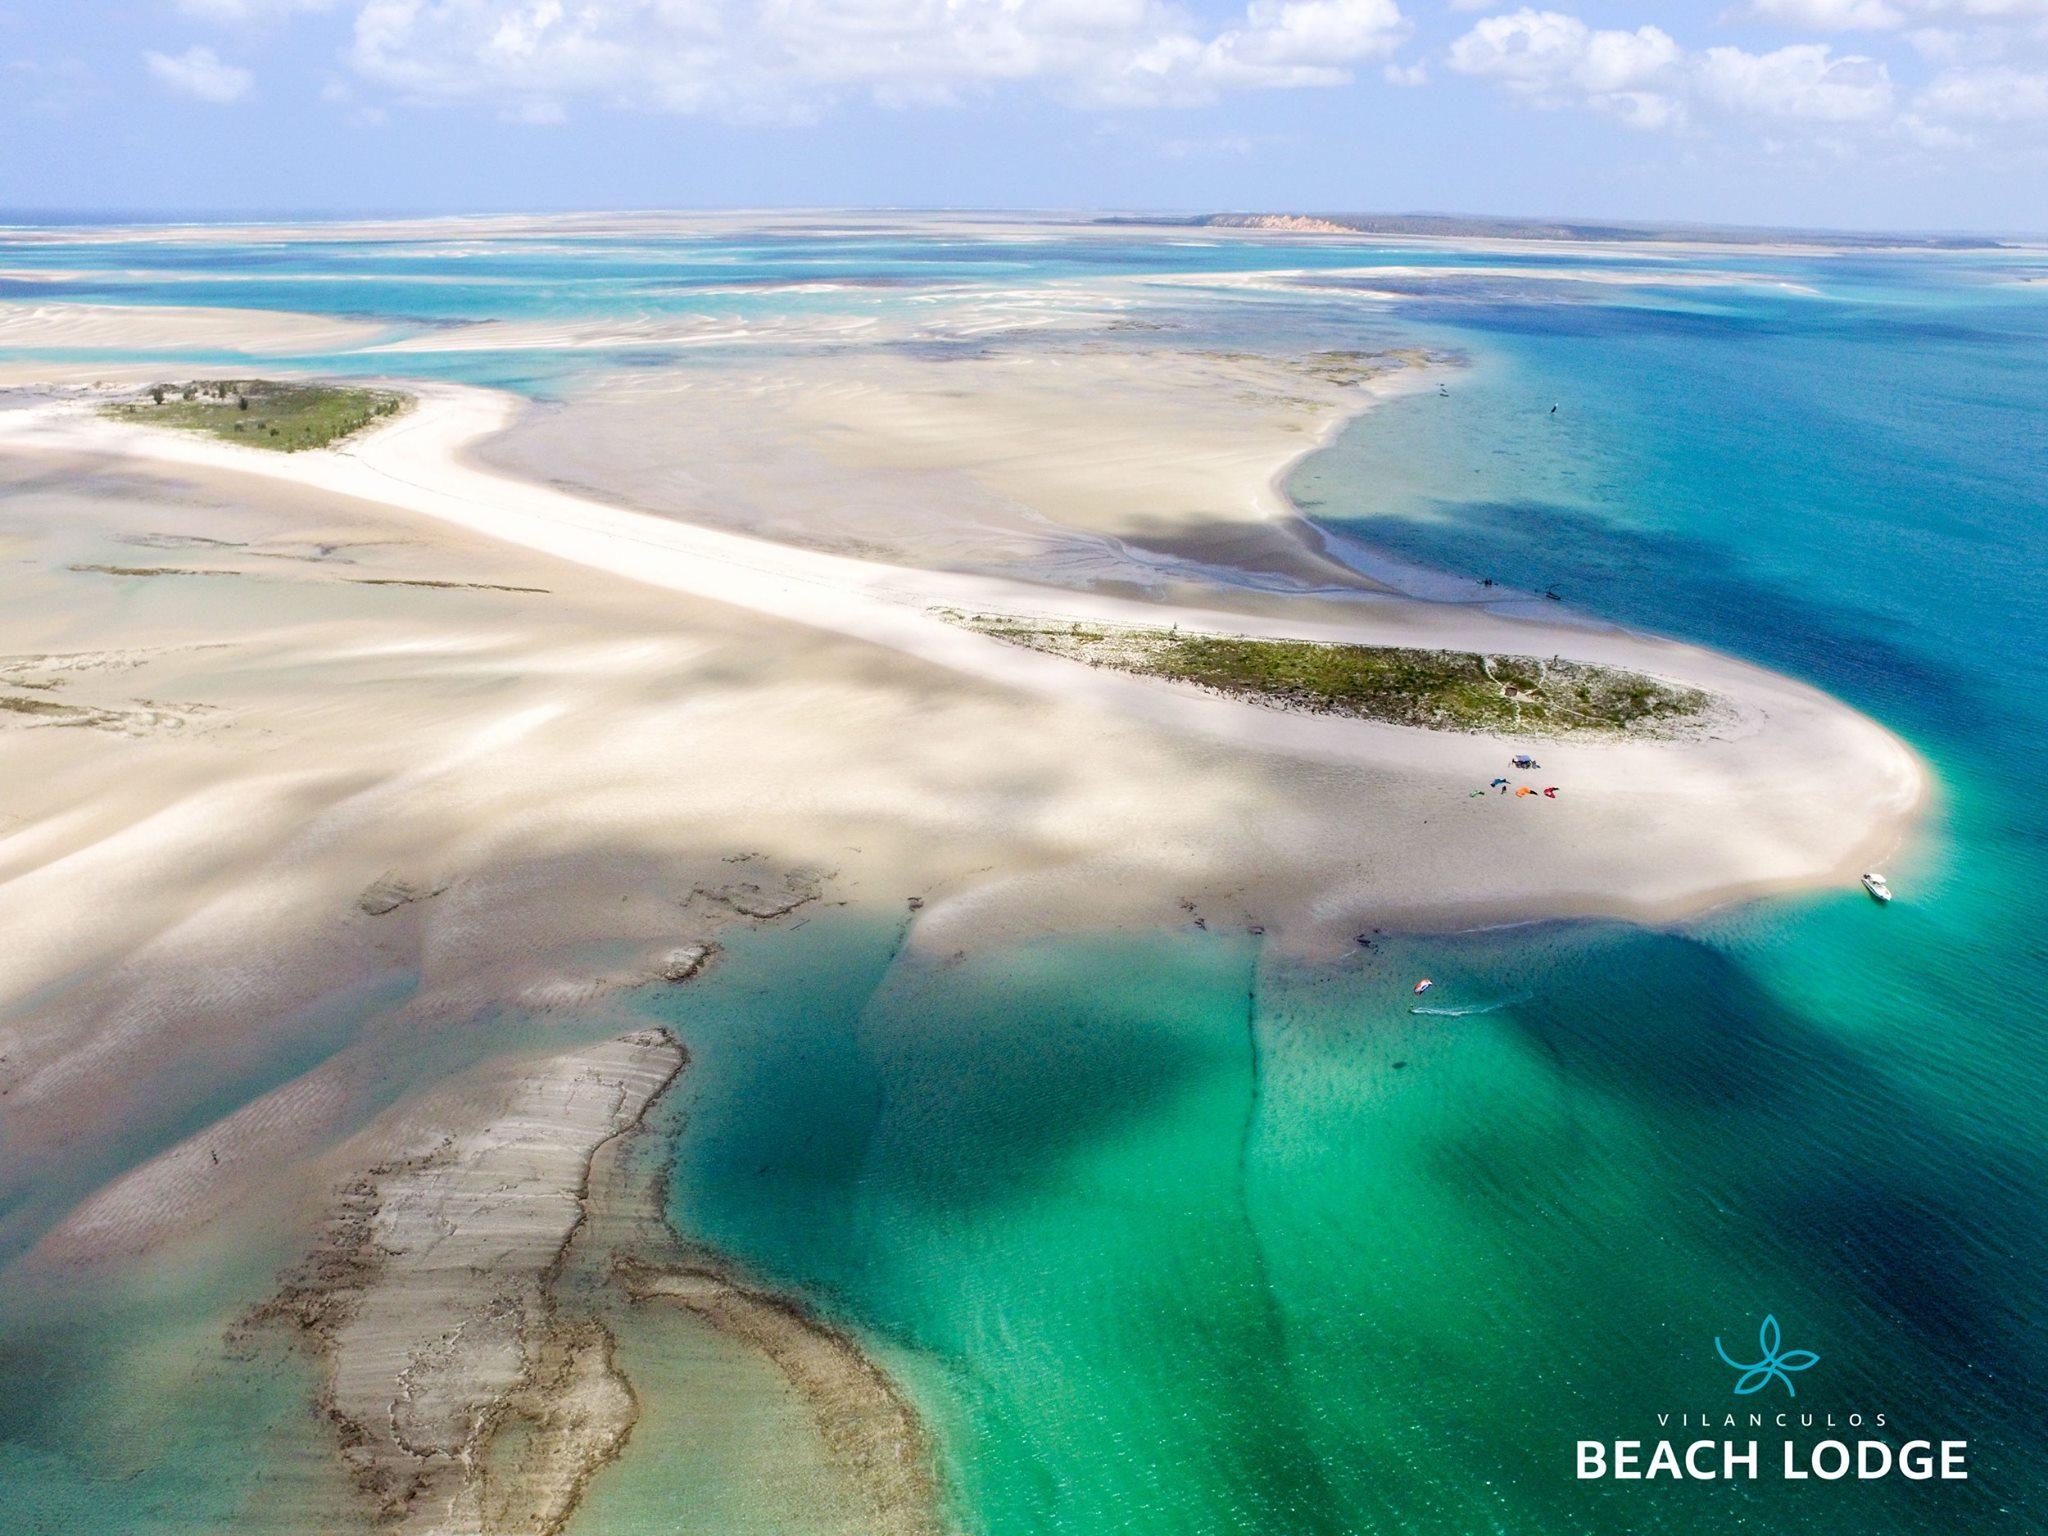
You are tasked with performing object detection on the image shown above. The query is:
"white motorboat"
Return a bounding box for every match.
[1861,872,1893,904]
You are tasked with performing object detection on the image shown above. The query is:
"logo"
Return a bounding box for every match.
[1715,1314,1818,1398]
[1574,1312,1967,1483]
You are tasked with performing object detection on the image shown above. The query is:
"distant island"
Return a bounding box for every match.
[1099,211,2005,250]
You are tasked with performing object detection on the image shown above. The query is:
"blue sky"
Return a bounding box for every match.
[4,1,2044,231]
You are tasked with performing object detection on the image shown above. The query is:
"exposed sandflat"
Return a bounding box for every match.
[0,387,1924,943]
[0,300,385,355]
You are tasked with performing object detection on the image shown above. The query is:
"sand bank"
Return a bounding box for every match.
[1142,264,1824,299]
[622,1264,945,1536]
[2,208,1935,259]
[0,387,1923,944]
[248,1030,683,1532]
[473,344,1429,592]
[0,300,386,355]
[219,1026,948,1536]
[356,274,1128,356]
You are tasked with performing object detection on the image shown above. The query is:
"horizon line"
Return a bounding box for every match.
[0,205,2038,245]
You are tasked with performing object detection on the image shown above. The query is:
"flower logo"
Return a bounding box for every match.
[1715,1314,1819,1397]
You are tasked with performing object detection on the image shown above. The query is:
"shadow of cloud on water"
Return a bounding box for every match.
[1494,925,2048,1436]
[1324,496,1985,739]
[665,928,1255,1229]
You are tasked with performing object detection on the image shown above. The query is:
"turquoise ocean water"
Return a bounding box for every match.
[2,222,2045,1532]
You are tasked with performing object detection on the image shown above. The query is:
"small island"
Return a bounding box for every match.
[103,379,407,452]
[947,612,1713,736]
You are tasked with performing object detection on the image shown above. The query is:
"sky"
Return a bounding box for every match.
[2,1,2045,232]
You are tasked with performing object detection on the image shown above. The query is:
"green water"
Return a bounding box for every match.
[645,903,2034,1534]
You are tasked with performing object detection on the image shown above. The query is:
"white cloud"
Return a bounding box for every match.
[1920,0,2048,19]
[1224,0,1407,76]
[1905,26,1967,59]
[1917,63,2048,116]
[1450,8,1897,130]
[1897,109,1974,142]
[1696,43,1895,119]
[1741,0,1904,31]
[1447,10,1683,124]
[138,0,2048,154]
[1737,0,2048,33]
[343,0,1408,120]
[145,44,253,101]
[1727,0,2048,145]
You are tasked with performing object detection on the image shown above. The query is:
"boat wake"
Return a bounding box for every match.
[1410,994,1529,1018]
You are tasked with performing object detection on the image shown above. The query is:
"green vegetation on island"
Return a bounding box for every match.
[104,380,408,452]
[949,613,1713,736]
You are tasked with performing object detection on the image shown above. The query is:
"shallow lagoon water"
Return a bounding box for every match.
[645,906,2036,1535]
[2,225,2045,1532]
